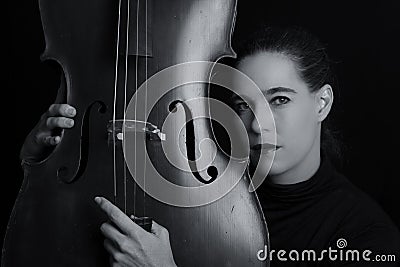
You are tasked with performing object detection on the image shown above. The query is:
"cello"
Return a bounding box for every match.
[2,0,270,266]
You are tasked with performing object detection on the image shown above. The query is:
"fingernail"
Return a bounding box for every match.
[67,107,76,116]
[67,119,74,127]
[94,197,101,204]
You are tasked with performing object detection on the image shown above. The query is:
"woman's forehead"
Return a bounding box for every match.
[236,51,307,94]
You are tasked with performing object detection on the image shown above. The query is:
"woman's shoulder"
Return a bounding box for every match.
[320,156,395,228]
[327,170,400,256]
[327,167,394,227]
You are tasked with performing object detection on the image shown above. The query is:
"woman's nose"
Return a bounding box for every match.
[250,104,274,134]
[251,118,261,134]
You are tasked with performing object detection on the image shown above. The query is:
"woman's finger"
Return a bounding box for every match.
[42,135,61,146]
[150,220,170,241]
[95,197,143,237]
[47,104,76,118]
[46,117,74,130]
[100,222,126,249]
[103,239,123,263]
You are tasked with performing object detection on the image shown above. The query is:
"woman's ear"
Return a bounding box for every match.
[316,84,334,122]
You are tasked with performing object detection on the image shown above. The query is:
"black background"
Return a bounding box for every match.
[3,0,400,246]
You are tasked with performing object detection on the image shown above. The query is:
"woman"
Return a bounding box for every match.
[229,26,400,266]
[20,26,400,266]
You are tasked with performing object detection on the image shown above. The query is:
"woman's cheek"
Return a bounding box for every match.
[293,109,318,156]
[276,107,315,154]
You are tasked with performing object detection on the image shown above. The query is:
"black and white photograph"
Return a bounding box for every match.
[3,0,400,266]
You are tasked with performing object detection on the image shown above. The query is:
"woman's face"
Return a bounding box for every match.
[233,52,323,184]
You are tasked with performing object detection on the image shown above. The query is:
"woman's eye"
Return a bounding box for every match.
[233,101,250,112]
[270,96,291,106]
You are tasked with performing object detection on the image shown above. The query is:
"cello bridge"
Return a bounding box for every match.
[107,119,166,144]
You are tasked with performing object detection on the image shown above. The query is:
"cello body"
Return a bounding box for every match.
[2,0,269,266]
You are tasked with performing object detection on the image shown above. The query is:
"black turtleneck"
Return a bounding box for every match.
[257,155,400,266]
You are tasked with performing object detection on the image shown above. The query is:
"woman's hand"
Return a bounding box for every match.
[95,197,177,267]
[20,104,76,163]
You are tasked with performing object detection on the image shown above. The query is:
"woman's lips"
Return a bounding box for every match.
[251,143,281,152]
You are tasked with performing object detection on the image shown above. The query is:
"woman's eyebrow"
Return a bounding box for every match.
[264,87,297,95]
[229,94,244,101]
[229,86,297,101]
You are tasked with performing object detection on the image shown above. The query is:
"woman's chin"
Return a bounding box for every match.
[250,152,274,179]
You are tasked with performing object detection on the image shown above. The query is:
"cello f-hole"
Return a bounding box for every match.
[168,100,218,184]
[57,101,107,184]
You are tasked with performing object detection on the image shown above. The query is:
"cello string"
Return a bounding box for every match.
[133,0,140,219]
[113,0,123,205]
[143,0,148,218]
[123,0,132,214]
